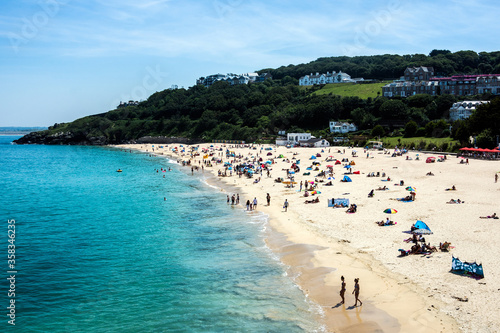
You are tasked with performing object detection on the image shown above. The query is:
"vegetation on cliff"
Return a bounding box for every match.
[14,50,500,148]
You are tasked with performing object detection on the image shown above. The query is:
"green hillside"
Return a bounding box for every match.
[307,82,388,99]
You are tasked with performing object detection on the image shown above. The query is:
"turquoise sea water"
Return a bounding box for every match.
[0,136,322,332]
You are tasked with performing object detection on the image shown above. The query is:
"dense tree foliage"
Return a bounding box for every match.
[258,50,500,80]
[32,50,500,146]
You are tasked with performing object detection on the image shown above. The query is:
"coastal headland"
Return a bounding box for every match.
[117,143,499,333]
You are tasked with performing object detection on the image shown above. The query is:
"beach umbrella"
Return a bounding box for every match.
[413,228,433,235]
[384,208,398,214]
[326,165,333,168]
[288,171,295,174]
[327,177,335,180]
[265,161,272,164]
[344,165,351,169]
[405,186,416,192]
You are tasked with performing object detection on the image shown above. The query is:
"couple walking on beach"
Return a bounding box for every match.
[339,276,362,307]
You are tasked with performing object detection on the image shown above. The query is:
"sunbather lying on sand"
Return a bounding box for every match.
[480,213,498,219]
[426,172,434,176]
[422,243,438,252]
[395,195,413,202]
[447,198,464,204]
[376,186,388,191]
[376,218,395,226]
[445,185,457,191]
[305,197,320,204]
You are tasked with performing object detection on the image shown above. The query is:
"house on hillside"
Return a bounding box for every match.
[329,121,357,134]
[449,101,489,121]
[299,71,356,86]
[196,72,272,87]
[404,66,434,81]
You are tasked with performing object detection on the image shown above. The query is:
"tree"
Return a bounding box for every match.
[404,120,418,137]
[371,125,385,138]
[429,49,451,57]
[467,97,500,142]
[475,128,495,148]
[379,100,409,120]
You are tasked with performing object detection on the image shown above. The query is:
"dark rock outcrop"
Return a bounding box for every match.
[13,131,108,145]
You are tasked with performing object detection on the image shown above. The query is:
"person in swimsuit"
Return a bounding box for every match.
[352,278,362,306]
[340,276,346,304]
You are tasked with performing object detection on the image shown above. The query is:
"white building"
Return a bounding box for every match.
[301,138,330,148]
[196,72,272,87]
[299,71,355,86]
[287,133,311,144]
[449,101,489,121]
[329,121,358,133]
[275,137,288,146]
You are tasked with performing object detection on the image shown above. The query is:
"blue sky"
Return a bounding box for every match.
[1,0,499,126]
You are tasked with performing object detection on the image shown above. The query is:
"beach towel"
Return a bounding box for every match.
[329,198,349,207]
[451,256,484,278]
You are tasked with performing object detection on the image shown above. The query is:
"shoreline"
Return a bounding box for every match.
[115,143,499,332]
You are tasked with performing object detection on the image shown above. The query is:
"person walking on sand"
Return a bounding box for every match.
[266,193,271,206]
[283,199,289,212]
[340,276,346,304]
[495,173,498,183]
[253,197,258,210]
[353,278,362,306]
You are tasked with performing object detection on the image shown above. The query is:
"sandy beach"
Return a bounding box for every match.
[116,143,499,333]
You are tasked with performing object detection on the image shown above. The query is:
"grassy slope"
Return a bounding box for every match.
[380,136,459,147]
[306,82,389,99]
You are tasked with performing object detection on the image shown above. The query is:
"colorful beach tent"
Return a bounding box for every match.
[342,175,352,182]
[414,220,430,230]
[413,220,432,234]
[451,256,484,278]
